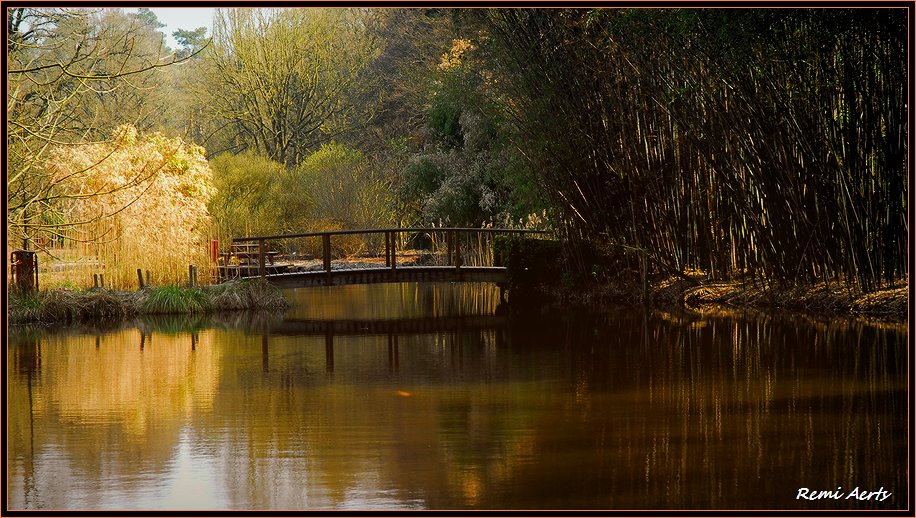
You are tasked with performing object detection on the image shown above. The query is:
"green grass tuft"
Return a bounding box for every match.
[8,289,46,323]
[142,285,212,314]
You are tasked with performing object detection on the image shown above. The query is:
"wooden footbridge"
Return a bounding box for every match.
[219,227,548,289]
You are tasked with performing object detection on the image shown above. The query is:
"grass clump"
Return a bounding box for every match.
[8,289,47,323]
[141,285,212,314]
[35,289,79,322]
[77,290,133,321]
[9,288,134,324]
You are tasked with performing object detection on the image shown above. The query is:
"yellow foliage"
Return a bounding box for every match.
[438,38,476,71]
[46,125,216,288]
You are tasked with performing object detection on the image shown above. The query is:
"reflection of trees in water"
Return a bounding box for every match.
[494,310,907,509]
[7,329,222,509]
[6,302,906,510]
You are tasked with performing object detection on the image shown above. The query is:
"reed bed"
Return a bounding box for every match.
[487,9,906,294]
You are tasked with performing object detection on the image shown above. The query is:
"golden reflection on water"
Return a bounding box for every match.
[6,283,908,510]
[8,328,222,509]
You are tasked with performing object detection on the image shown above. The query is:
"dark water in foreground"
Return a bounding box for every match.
[6,283,908,510]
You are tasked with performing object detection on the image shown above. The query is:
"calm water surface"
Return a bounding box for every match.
[7,283,908,510]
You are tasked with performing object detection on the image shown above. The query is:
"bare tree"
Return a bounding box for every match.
[6,7,202,250]
[198,8,379,167]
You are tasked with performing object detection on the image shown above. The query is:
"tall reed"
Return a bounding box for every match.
[484,9,906,292]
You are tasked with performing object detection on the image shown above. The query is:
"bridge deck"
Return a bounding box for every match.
[258,265,508,289]
[224,227,549,289]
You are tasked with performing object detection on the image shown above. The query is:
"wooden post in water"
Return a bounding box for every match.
[93,273,99,288]
[323,234,332,286]
[145,270,151,287]
[137,268,145,289]
[258,239,266,278]
[100,273,105,288]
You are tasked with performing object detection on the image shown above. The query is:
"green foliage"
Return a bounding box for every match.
[199,8,380,167]
[292,143,394,231]
[427,98,464,149]
[173,27,209,58]
[8,279,290,324]
[208,151,286,241]
[133,8,165,29]
[142,286,212,314]
[208,143,395,249]
[398,36,548,227]
[8,290,45,323]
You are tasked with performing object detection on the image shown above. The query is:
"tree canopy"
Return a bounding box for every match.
[5,7,907,292]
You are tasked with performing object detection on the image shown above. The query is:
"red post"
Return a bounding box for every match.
[210,240,219,263]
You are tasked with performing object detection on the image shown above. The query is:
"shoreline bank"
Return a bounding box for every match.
[8,278,289,326]
[9,273,908,328]
[517,275,908,325]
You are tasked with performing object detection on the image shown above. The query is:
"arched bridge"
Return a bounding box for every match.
[218,227,549,289]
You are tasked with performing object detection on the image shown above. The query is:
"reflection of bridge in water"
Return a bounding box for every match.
[270,315,506,336]
[220,227,549,288]
[262,314,508,373]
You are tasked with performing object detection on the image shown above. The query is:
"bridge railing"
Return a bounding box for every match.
[231,227,550,278]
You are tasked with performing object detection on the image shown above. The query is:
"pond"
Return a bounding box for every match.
[6,283,908,510]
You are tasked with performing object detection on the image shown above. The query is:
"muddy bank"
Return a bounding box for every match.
[515,274,908,324]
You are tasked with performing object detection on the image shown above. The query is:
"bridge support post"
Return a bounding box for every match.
[389,231,396,272]
[455,232,462,270]
[323,234,332,286]
[384,231,391,267]
[258,239,266,278]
